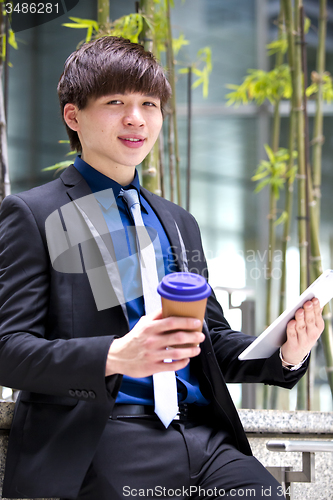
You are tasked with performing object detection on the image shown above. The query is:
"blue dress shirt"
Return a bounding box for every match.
[74,156,209,406]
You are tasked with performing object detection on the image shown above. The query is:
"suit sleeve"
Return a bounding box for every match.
[0,195,121,403]
[176,208,308,389]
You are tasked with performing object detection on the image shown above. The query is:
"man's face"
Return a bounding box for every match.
[66,92,163,178]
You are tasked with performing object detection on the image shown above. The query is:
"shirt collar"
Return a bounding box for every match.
[73,156,142,210]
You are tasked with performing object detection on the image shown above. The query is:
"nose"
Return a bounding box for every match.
[123,106,145,127]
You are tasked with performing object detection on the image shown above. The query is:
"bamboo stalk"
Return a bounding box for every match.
[166,0,181,206]
[300,5,311,289]
[97,0,109,30]
[186,66,192,212]
[300,4,313,410]
[312,0,327,229]
[158,132,165,199]
[293,0,308,295]
[266,6,284,410]
[266,5,284,333]
[293,0,308,410]
[307,171,333,395]
[139,0,161,195]
[279,0,296,318]
[0,7,10,204]
[279,112,296,317]
[168,112,175,203]
[280,0,297,319]
[0,4,11,400]
[306,0,333,399]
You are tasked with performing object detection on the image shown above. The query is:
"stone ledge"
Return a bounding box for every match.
[238,409,333,435]
[2,403,333,500]
[0,402,14,430]
[3,402,333,434]
[3,401,333,433]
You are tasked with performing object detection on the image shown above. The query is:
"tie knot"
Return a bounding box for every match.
[120,188,140,210]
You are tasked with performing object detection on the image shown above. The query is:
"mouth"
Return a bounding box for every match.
[118,136,146,149]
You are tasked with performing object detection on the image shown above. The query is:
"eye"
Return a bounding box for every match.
[143,101,158,108]
[107,100,122,105]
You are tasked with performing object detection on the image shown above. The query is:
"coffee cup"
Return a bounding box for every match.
[157,272,211,347]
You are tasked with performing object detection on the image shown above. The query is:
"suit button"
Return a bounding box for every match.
[81,390,89,398]
[88,391,96,400]
[75,390,82,398]
[69,389,76,397]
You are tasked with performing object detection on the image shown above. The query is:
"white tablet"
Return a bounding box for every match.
[238,269,333,361]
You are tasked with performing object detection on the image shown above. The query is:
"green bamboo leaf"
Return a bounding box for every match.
[58,140,70,144]
[68,17,98,26]
[276,152,289,163]
[225,84,241,90]
[306,83,317,97]
[254,178,270,193]
[62,23,92,29]
[252,171,269,181]
[178,68,189,74]
[63,17,99,31]
[86,26,93,42]
[264,144,275,164]
[286,165,298,184]
[197,46,212,73]
[225,90,248,107]
[142,14,153,31]
[275,211,288,226]
[273,177,286,189]
[191,67,202,77]
[113,14,145,44]
[304,17,311,34]
[191,76,203,90]
[42,160,73,172]
[1,36,5,60]
[8,29,18,50]
[266,38,288,56]
[172,34,189,56]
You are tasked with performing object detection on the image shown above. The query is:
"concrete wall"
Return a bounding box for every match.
[1,402,333,499]
[239,409,333,500]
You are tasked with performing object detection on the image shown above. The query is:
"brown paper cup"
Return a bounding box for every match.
[161,296,207,348]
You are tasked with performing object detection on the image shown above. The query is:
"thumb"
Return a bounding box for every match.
[148,308,163,321]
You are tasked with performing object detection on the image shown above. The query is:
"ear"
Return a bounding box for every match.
[64,103,80,131]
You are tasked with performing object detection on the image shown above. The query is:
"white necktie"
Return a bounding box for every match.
[121,188,178,427]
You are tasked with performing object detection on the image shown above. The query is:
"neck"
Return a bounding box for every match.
[81,154,136,186]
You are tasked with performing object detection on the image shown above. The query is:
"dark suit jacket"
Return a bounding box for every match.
[0,165,307,498]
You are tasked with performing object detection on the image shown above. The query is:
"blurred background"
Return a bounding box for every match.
[5,0,333,410]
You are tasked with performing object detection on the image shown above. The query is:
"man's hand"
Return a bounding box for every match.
[105,309,205,377]
[281,298,324,366]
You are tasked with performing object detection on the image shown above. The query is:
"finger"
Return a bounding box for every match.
[148,308,163,320]
[157,345,201,363]
[303,301,316,330]
[155,357,191,373]
[165,330,205,347]
[286,318,298,344]
[303,300,324,341]
[312,298,324,326]
[156,316,202,334]
[294,307,306,338]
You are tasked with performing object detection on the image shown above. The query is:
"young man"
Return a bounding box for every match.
[0,37,324,500]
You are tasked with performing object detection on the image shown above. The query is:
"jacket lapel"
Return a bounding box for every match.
[59,166,129,324]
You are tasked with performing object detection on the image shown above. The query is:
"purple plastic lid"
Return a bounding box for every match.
[157,272,211,302]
